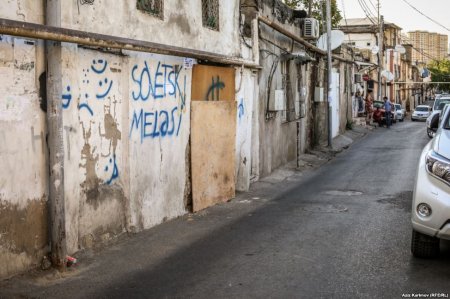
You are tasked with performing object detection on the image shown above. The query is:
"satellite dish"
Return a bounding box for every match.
[421,68,430,78]
[381,70,394,82]
[371,45,379,54]
[395,45,406,54]
[317,30,345,51]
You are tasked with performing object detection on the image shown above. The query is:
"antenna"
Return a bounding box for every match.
[317,30,345,51]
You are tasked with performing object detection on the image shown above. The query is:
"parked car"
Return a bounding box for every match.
[412,105,432,121]
[372,100,395,126]
[426,102,450,138]
[432,96,450,111]
[411,105,450,258]
[394,104,405,122]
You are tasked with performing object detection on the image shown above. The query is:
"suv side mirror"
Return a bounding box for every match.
[430,113,439,131]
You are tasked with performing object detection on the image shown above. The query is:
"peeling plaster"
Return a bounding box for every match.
[0,197,48,278]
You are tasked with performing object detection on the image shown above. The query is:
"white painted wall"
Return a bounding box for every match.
[127,52,191,230]
[345,33,377,50]
[0,0,44,23]
[0,35,48,278]
[235,68,254,191]
[60,46,193,252]
[61,0,240,57]
[331,70,340,138]
[61,45,129,253]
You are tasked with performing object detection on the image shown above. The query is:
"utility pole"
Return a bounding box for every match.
[308,0,313,16]
[326,0,332,147]
[377,0,384,101]
[46,0,67,270]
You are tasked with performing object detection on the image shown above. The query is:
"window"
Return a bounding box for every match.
[137,0,164,19]
[367,42,371,46]
[202,0,219,31]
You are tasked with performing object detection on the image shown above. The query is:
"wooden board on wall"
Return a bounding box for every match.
[191,65,235,101]
[191,101,237,212]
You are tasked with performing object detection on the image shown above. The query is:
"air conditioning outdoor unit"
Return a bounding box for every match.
[354,74,363,83]
[302,18,320,39]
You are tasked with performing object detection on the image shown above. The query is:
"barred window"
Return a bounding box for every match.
[137,0,164,19]
[202,0,219,31]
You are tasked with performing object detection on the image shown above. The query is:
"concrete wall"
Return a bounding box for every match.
[60,46,192,253]
[235,68,256,191]
[0,0,197,276]
[0,0,44,23]
[61,0,240,57]
[0,34,48,278]
[257,0,304,177]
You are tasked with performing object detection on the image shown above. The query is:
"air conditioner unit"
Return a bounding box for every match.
[302,18,320,39]
[354,74,363,83]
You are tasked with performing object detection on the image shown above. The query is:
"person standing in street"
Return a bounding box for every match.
[365,91,373,125]
[383,96,392,128]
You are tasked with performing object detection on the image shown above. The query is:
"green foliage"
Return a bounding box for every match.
[428,59,450,93]
[282,0,343,31]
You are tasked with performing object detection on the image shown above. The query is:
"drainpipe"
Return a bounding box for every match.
[46,0,67,270]
[326,0,332,147]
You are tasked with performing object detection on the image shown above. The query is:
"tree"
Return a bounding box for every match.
[282,0,343,31]
[428,59,450,93]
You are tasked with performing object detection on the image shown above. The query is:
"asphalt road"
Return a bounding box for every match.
[2,120,450,299]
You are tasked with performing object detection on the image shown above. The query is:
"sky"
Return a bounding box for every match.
[336,0,450,35]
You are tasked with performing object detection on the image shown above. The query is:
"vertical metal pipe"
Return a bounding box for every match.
[378,16,384,101]
[326,0,332,147]
[46,0,67,270]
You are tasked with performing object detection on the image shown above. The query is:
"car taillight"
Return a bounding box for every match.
[425,150,450,186]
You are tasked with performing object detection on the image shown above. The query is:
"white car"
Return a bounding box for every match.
[433,95,450,111]
[426,103,450,138]
[394,104,405,122]
[412,105,432,121]
[411,106,450,258]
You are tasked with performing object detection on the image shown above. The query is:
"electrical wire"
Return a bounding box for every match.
[356,0,377,25]
[366,0,378,13]
[400,0,450,32]
[340,0,353,43]
[360,0,377,20]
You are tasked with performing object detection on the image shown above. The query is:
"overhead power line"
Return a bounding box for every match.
[366,0,378,13]
[356,0,377,25]
[400,0,450,32]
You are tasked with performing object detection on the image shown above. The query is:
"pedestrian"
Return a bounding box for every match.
[356,91,364,115]
[365,91,373,125]
[383,96,392,128]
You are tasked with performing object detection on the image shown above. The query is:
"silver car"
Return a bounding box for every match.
[411,105,450,258]
[394,104,405,122]
[412,105,432,121]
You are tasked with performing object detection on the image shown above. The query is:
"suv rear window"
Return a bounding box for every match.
[416,107,429,112]
[434,98,450,110]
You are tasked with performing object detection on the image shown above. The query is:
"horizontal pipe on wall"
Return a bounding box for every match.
[0,18,261,69]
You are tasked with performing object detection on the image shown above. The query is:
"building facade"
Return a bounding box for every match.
[408,31,448,65]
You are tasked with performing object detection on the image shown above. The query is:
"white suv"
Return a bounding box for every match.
[411,105,450,258]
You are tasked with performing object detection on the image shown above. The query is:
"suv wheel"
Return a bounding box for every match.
[427,128,434,138]
[411,229,440,258]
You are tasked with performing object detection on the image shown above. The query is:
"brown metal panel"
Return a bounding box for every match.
[191,101,236,212]
[191,65,236,101]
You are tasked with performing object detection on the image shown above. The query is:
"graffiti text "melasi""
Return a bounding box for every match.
[130,107,182,142]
